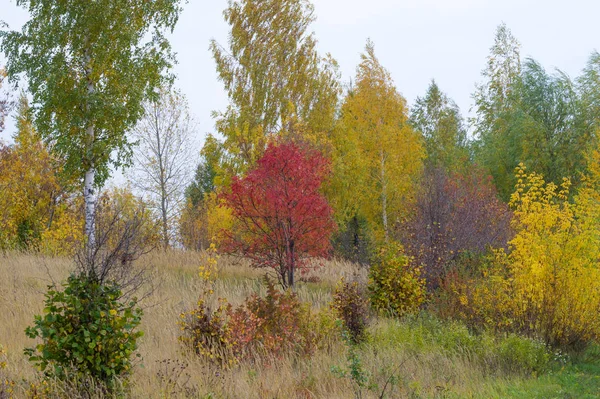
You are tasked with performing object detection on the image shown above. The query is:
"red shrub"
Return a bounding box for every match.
[228,278,317,361]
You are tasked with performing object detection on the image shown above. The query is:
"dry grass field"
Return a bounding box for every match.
[0,251,597,399]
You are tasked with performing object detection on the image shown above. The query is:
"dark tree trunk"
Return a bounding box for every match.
[287,239,295,287]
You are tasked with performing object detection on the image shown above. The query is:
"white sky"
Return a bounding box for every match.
[1,0,599,164]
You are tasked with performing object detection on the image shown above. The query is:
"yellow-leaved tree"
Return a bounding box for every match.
[469,163,600,348]
[329,40,424,243]
[0,95,80,253]
[187,0,341,252]
[94,186,160,252]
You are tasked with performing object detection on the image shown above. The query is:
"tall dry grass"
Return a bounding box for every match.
[0,250,525,398]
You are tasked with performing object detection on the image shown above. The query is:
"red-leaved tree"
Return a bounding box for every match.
[220,142,336,288]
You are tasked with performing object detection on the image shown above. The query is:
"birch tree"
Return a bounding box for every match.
[474,24,591,199]
[410,80,469,171]
[129,88,195,249]
[472,23,522,134]
[210,0,341,179]
[0,0,183,251]
[0,95,62,250]
[329,41,424,242]
[472,23,522,200]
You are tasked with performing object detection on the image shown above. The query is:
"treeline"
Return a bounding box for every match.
[176,1,600,350]
[1,0,600,350]
[179,3,600,268]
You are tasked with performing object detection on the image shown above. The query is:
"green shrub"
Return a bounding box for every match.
[495,334,550,374]
[331,278,369,344]
[370,314,551,376]
[311,307,343,350]
[368,244,426,317]
[24,274,143,390]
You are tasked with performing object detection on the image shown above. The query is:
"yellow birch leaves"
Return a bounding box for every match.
[328,41,424,242]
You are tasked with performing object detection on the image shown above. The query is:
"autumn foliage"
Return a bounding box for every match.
[368,244,426,317]
[399,166,512,287]
[220,142,336,287]
[328,41,424,243]
[0,98,80,254]
[445,164,600,349]
[0,67,9,132]
[502,165,600,347]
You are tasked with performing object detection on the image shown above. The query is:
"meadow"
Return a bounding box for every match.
[2,0,600,397]
[1,251,598,399]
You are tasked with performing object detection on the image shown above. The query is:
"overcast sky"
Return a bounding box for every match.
[2,0,600,159]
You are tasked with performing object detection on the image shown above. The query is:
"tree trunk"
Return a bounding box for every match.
[154,106,169,249]
[380,150,389,242]
[352,215,360,253]
[84,134,96,250]
[46,194,57,230]
[287,239,295,288]
[84,45,96,251]
[161,194,169,249]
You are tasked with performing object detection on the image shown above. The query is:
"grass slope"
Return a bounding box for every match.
[0,251,598,398]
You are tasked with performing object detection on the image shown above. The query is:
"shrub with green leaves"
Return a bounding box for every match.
[368,244,426,317]
[24,274,143,389]
[495,334,550,374]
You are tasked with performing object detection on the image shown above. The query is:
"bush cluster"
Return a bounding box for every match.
[431,166,600,350]
[331,277,369,344]
[24,275,143,390]
[229,278,317,360]
[368,244,426,317]
[180,277,318,365]
[179,298,234,368]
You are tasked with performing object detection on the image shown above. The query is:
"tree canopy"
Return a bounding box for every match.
[210,0,341,179]
[328,40,424,242]
[1,0,183,246]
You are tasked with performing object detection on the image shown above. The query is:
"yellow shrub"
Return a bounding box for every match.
[368,243,426,317]
[95,187,160,250]
[431,251,515,332]
[468,164,600,348]
[205,192,234,247]
[179,199,210,251]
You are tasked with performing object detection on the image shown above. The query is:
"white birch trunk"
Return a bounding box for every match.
[84,45,97,250]
[84,155,96,250]
[155,112,170,249]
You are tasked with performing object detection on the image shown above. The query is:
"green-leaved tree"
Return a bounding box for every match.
[210,0,341,181]
[472,23,522,200]
[410,80,469,170]
[1,0,183,250]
